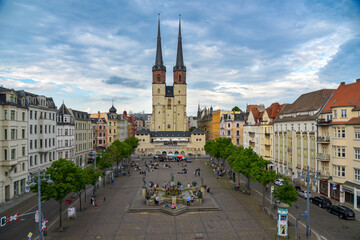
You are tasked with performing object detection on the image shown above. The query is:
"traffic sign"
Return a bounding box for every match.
[28,232,33,237]
[35,210,39,223]
[25,186,30,193]
[1,216,7,227]
[41,219,48,232]
[333,184,337,190]
[271,186,274,194]
[7,212,19,224]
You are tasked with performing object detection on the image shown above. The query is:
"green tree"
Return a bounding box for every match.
[124,137,140,150]
[229,147,266,194]
[232,106,241,111]
[96,151,112,170]
[72,166,88,212]
[31,158,78,231]
[106,140,132,169]
[256,169,278,206]
[84,167,103,196]
[272,181,298,206]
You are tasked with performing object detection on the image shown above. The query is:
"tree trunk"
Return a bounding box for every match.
[59,200,63,231]
[78,192,82,211]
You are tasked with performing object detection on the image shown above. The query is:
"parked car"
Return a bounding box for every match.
[328,205,355,220]
[298,190,312,198]
[274,179,284,186]
[311,196,332,208]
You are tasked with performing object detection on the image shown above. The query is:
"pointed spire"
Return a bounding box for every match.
[174,14,186,72]
[153,14,166,71]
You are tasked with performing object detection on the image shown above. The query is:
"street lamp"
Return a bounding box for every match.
[27,168,53,240]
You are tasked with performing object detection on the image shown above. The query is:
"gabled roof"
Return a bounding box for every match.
[322,79,360,113]
[58,103,70,115]
[280,89,335,114]
[246,105,258,113]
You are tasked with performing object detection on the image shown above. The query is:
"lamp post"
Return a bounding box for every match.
[306,166,310,237]
[27,168,53,240]
[295,204,299,240]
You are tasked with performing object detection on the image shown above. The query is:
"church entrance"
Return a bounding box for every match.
[168,151,173,154]
[162,151,167,155]
[175,151,179,154]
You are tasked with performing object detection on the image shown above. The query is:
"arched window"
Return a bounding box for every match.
[168,124,171,129]
[157,74,160,82]
[157,88,160,94]
[178,101,180,104]
[179,75,181,82]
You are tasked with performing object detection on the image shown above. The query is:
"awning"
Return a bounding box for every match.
[162,138,170,141]
[268,163,275,166]
[172,138,180,141]
[179,138,188,141]
[154,138,162,142]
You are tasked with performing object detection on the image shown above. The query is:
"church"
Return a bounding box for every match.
[135,16,206,156]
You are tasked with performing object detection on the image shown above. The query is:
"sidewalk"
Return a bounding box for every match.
[0,192,37,216]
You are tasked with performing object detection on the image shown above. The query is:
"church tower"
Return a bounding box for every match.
[150,15,188,132]
[172,15,187,131]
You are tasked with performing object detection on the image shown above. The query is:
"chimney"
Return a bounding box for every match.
[356,78,360,83]
[340,82,345,85]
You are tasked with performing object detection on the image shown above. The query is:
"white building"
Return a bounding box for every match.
[0,87,28,203]
[56,103,75,162]
[69,109,92,167]
[25,92,57,174]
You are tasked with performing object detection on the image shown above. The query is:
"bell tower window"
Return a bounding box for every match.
[179,75,181,82]
[157,74,161,82]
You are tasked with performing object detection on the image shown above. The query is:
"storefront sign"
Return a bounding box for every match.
[342,186,354,194]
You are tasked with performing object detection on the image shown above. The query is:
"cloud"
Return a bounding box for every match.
[102,76,146,88]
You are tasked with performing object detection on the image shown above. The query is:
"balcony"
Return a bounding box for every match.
[249,132,255,137]
[319,171,330,179]
[317,119,331,126]
[317,136,330,143]
[0,159,18,167]
[265,144,271,149]
[317,153,330,161]
[249,140,255,146]
[265,133,270,137]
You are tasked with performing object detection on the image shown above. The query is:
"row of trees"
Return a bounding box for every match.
[30,137,139,231]
[204,137,298,206]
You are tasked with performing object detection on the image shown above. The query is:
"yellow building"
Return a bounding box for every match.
[317,79,360,209]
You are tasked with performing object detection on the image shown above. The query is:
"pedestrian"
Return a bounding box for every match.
[186,196,190,206]
[91,196,94,206]
[95,199,98,207]
[191,196,194,205]
[207,187,211,194]
[187,183,190,188]
[198,169,201,176]
[155,196,159,205]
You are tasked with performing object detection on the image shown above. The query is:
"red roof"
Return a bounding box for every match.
[322,79,360,114]
[246,105,258,113]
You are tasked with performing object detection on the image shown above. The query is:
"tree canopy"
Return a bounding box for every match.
[232,106,241,111]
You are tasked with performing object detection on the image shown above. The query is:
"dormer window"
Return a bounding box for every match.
[341,109,347,118]
[10,94,13,102]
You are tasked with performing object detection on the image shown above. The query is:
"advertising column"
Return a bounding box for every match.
[277,203,289,237]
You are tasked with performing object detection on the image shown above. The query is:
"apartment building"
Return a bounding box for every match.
[317,79,360,209]
[0,87,28,203]
[69,109,92,167]
[273,89,335,192]
[91,112,108,151]
[259,103,283,166]
[56,103,75,162]
[220,112,246,146]
[243,107,263,154]
[25,92,57,174]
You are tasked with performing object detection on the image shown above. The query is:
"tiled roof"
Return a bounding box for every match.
[191,128,205,134]
[266,102,283,118]
[281,89,335,114]
[136,129,150,135]
[346,117,360,125]
[58,103,70,115]
[71,109,90,120]
[246,105,258,113]
[322,79,360,114]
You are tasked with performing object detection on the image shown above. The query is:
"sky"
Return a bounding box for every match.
[0,0,359,116]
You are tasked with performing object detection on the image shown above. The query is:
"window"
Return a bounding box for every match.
[11,110,15,120]
[11,129,15,139]
[179,75,182,82]
[35,111,37,120]
[355,169,360,181]
[237,123,240,128]
[65,129,68,135]
[333,110,337,119]
[4,110,7,120]
[168,124,171,129]
[35,140,37,148]
[30,140,33,149]
[4,129,7,140]
[236,130,240,136]
[228,123,230,128]
[334,146,346,158]
[355,130,360,139]
[30,125,33,134]
[11,149,15,159]
[227,131,230,136]
[35,125,37,134]
[341,109,347,118]
[22,112,25,121]
[355,149,360,160]
[22,147,25,156]
[334,165,345,177]
[22,129,25,139]
[157,74,160,82]
[4,149,7,160]
[30,156,33,166]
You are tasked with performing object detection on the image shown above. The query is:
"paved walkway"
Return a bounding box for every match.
[33,158,315,239]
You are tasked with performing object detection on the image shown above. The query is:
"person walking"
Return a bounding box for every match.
[186,196,190,206]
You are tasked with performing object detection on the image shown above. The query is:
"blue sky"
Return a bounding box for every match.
[0,0,359,115]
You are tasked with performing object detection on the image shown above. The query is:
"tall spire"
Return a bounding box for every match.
[174,14,186,72]
[153,14,166,71]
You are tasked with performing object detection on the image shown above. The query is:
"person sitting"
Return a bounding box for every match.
[165,202,170,208]
[171,204,176,209]
[191,196,194,205]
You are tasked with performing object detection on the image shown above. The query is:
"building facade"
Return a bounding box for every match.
[69,109,92,167]
[91,113,108,151]
[0,87,28,203]
[56,103,75,162]
[220,112,246,146]
[25,92,57,174]
[273,89,335,192]
[317,79,360,209]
